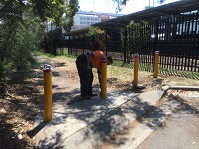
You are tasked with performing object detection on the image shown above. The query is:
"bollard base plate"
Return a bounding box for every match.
[132,84,145,90]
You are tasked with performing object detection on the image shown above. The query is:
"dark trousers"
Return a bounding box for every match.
[76,58,93,97]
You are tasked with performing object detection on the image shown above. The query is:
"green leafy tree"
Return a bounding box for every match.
[0,0,79,97]
[87,26,110,49]
[110,0,166,12]
[122,21,150,63]
[0,13,39,97]
[0,0,79,32]
[63,0,79,32]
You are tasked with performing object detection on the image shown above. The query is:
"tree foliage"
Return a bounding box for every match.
[0,12,40,97]
[122,21,150,63]
[157,0,166,4]
[0,0,79,27]
[111,0,166,12]
[0,0,79,96]
[63,0,79,32]
[87,26,110,49]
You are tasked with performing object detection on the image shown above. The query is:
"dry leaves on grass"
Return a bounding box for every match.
[49,56,199,92]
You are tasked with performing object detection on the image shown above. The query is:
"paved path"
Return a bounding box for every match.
[33,58,164,148]
[31,56,199,149]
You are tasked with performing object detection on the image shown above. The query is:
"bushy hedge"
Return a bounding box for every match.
[0,14,41,96]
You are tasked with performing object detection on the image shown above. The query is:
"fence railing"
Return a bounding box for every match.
[45,12,199,74]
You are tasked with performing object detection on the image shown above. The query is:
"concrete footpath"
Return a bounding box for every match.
[30,57,199,149]
[32,84,199,149]
[32,86,173,149]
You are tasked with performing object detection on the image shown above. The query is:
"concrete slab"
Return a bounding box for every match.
[34,90,164,149]
[138,90,164,105]
[34,91,138,148]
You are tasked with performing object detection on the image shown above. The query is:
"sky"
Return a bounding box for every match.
[78,0,180,14]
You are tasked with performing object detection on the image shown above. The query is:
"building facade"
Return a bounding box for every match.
[72,10,123,29]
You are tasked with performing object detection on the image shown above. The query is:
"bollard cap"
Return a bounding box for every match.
[43,64,51,72]
[133,53,139,58]
[155,51,159,54]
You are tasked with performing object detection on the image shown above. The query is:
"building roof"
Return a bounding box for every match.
[92,0,199,28]
[77,10,124,17]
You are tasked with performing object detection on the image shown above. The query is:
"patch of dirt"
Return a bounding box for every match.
[0,73,43,148]
[0,56,198,148]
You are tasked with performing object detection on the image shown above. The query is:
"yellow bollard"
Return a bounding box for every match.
[154,51,159,78]
[133,53,139,87]
[43,64,52,122]
[101,58,107,98]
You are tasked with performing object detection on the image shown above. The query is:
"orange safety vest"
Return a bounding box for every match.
[92,50,104,71]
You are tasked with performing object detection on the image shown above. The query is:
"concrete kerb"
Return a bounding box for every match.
[161,85,199,100]
[169,86,199,91]
[161,85,199,91]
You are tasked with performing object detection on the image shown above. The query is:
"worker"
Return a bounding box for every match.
[75,42,113,99]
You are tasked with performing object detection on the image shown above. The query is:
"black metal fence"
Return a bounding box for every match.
[68,13,199,72]
[60,12,199,73]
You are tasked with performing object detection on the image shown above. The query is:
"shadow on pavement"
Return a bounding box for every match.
[27,122,48,138]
